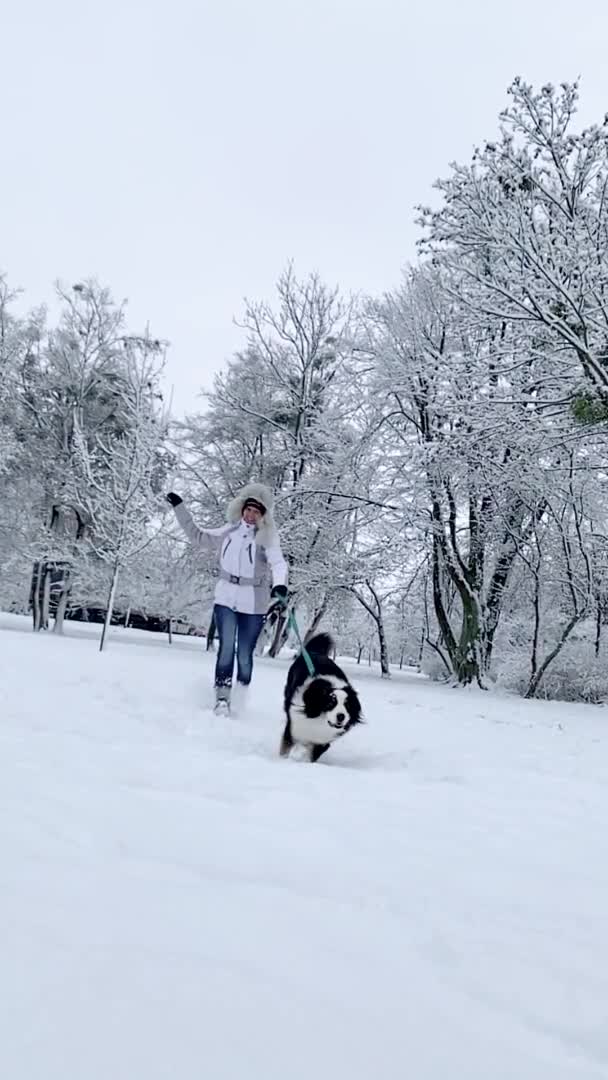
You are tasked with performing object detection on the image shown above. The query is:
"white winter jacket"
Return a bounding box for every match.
[173,500,288,616]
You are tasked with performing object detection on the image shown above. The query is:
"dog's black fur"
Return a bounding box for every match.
[280,632,363,763]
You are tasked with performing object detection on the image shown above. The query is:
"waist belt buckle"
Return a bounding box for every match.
[229,574,240,585]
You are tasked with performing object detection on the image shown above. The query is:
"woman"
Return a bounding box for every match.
[166,483,288,715]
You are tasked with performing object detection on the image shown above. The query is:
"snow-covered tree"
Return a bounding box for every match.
[179,265,391,656]
[133,533,210,642]
[71,341,169,650]
[420,79,608,411]
[10,280,151,629]
[371,265,565,685]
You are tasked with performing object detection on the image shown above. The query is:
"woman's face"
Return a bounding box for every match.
[242,504,263,526]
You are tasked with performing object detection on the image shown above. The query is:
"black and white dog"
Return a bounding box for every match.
[280,633,363,763]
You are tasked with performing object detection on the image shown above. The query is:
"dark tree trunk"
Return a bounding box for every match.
[350,583,391,679]
[47,508,86,635]
[268,609,289,658]
[255,624,267,655]
[530,574,541,681]
[431,536,485,686]
[416,617,425,672]
[376,615,390,679]
[453,595,483,686]
[206,610,216,651]
[31,561,43,631]
[304,596,328,642]
[30,560,52,631]
[41,569,51,630]
[53,573,71,635]
[99,561,120,653]
[525,614,581,699]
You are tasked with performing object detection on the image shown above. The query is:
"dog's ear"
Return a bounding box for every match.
[346,685,363,724]
[302,679,331,718]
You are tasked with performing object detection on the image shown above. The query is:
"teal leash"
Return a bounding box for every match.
[287,609,316,678]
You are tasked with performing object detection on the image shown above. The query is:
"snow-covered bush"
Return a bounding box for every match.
[493,621,608,703]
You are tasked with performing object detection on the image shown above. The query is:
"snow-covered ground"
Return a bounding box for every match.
[2,614,608,1079]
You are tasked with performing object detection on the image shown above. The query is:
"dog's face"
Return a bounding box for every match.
[301,676,361,737]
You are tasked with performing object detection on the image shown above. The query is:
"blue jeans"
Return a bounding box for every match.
[213,604,265,688]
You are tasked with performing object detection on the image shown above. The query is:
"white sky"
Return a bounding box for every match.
[2,0,607,415]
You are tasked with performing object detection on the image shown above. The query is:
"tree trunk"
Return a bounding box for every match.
[525,613,581,699]
[595,599,602,658]
[31,561,52,631]
[453,595,483,686]
[53,562,75,635]
[431,538,457,667]
[376,616,390,679]
[416,617,425,672]
[206,609,216,651]
[350,583,391,679]
[41,569,51,630]
[31,561,43,632]
[167,617,173,645]
[530,574,541,680]
[425,637,453,678]
[100,561,120,653]
[304,597,328,642]
[53,574,71,635]
[124,606,131,629]
[32,506,59,632]
[432,550,484,685]
[356,645,363,664]
[267,610,289,658]
[255,625,267,655]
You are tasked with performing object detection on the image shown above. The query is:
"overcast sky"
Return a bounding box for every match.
[2,0,607,414]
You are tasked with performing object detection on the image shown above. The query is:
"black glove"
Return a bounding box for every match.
[166,492,183,508]
[266,585,288,620]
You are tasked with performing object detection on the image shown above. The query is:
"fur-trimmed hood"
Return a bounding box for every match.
[226,483,278,546]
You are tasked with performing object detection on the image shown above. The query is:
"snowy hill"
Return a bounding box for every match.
[2,615,607,1079]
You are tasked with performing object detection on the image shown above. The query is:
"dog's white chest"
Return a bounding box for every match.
[290,709,341,746]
